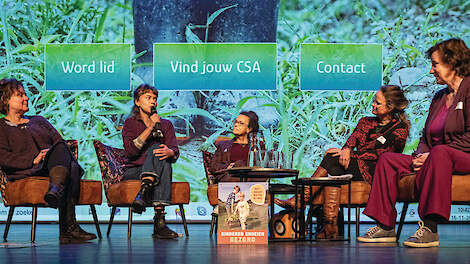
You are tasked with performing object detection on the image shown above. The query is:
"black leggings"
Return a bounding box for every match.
[43,142,72,172]
[319,153,363,181]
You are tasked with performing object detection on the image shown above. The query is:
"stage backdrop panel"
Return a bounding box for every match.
[45,44,131,91]
[300,43,382,90]
[153,43,277,90]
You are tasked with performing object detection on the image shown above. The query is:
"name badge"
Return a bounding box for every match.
[456,101,464,110]
[377,136,386,144]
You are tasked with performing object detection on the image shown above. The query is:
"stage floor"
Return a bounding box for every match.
[0,223,469,263]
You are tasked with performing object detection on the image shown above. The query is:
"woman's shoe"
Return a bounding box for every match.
[153,211,178,239]
[44,166,68,208]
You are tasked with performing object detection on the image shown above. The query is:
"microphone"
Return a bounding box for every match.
[150,107,164,140]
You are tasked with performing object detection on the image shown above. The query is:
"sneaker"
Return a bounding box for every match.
[357,225,397,243]
[403,221,439,248]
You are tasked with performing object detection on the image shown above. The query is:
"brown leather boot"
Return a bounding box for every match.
[316,186,341,240]
[44,166,68,208]
[60,197,97,243]
[274,187,311,209]
[274,166,328,209]
[310,166,328,178]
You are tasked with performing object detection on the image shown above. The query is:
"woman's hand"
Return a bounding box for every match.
[326,148,351,169]
[153,144,174,160]
[33,149,49,165]
[148,113,161,128]
[412,152,429,171]
[338,148,351,169]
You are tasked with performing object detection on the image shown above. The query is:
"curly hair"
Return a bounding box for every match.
[131,83,159,116]
[426,38,470,77]
[0,78,24,115]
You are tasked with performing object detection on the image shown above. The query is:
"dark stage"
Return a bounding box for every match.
[1,223,470,263]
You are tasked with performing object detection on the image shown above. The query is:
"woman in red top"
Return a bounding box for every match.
[276,85,410,239]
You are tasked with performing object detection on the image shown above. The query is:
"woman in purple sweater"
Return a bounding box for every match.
[358,38,470,247]
[0,78,96,243]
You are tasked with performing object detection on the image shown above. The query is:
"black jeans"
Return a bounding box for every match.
[123,144,172,205]
[319,153,363,181]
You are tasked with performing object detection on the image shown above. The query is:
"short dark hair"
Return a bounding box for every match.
[131,84,159,116]
[240,111,259,133]
[0,78,24,115]
[426,38,470,77]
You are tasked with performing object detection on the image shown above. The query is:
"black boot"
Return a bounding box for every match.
[44,166,68,208]
[60,198,97,243]
[152,209,178,239]
[132,179,153,214]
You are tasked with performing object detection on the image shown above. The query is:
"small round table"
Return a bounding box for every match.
[292,177,352,241]
[222,167,300,241]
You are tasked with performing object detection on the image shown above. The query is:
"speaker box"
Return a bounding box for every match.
[271,210,299,239]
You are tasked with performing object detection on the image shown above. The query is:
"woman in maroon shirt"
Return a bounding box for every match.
[276,85,410,240]
[358,38,470,248]
[0,78,96,243]
[208,111,259,183]
[121,84,179,239]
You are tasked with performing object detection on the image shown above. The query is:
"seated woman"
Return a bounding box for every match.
[358,38,470,248]
[0,78,96,243]
[275,85,410,239]
[208,111,259,183]
[122,84,180,239]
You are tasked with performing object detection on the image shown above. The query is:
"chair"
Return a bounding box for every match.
[93,139,190,238]
[201,136,233,236]
[305,172,470,240]
[395,173,470,239]
[0,140,103,242]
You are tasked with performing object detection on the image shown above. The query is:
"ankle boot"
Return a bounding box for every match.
[316,186,341,240]
[152,210,178,239]
[132,179,153,214]
[44,166,68,208]
[60,198,97,243]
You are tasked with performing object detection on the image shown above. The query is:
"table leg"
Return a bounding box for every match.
[269,189,274,240]
[348,181,351,241]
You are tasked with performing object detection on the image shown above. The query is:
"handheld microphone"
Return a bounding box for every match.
[150,107,164,140]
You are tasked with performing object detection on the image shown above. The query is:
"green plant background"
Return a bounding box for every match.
[1,0,469,203]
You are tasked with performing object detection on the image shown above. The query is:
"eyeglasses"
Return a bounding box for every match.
[234,120,248,126]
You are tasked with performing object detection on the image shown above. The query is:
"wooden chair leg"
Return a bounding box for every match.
[209,214,216,236]
[127,208,133,239]
[107,206,117,237]
[179,204,189,236]
[396,202,409,241]
[90,205,102,239]
[3,206,15,241]
[31,206,38,243]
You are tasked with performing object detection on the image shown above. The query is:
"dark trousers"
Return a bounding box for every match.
[320,153,363,181]
[123,144,172,205]
[363,145,470,227]
[39,141,82,200]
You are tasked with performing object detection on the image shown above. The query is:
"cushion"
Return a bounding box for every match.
[105,180,190,206]
[93,140,128,191]
[4,177,102,206]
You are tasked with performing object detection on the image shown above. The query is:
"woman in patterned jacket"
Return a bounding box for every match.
[275,85,410,240]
